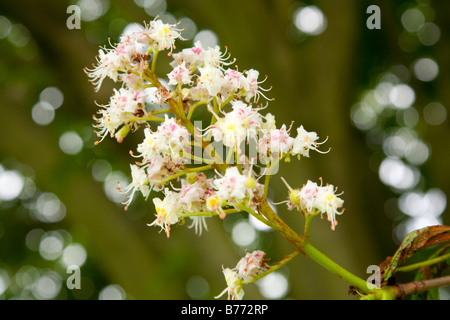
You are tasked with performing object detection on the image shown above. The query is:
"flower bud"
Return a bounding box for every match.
[288,189,301,207]
[115,125,130,143]
[245,176,256,189]
[186,172,198,184]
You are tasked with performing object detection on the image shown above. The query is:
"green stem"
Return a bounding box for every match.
[218,94,235,111]
[235,151,242,174]
[186,153,209,164]
[302,242,372,294]
[236,203,277,231]
[126,115,165,122]
[151,108,171,115]
[263,173,271,196]
[151,50,159,72]
[226,147,234,164]
[181,208,239,219]
[242,250,300,285]
[210,97,219,127]
[187,100,209,120]
[150,164,213,185]
[258,198,304,248]
[303,214,314,244]
[395,253,450,273]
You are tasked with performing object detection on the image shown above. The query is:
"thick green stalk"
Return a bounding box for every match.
[302,243,372,294]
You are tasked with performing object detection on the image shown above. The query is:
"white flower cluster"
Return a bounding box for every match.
[168,40,327,158]
[215,250,268,300]
[136,115,191,161]
[146,165,264,237]
[86,18,337,239]
[169,41,269,103]
[86,19,185,144]
[121,114,191,209]
[86,19,184,92]
[258,124,328,160]
[204,100,263,149]
[285,179,345,230]
[87,17,349,302]
[94,88,148,142]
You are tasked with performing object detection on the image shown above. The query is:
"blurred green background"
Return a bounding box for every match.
[0,0,449,300]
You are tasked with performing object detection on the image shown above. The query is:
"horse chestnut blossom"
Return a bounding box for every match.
[148,189,182,237]
[213,166,264,210]
[314,184,345,231]
[281,178,345,230]
[215,267,244,300]
[236,250,268,281]
[148,19,184,52]
[86,18,375,301]
[203,101,263,150]
[121,164,150,210]
[167,61,192,86]
[135,115,191,161]
[291,125,329,158]
[93,88,148,143]
[216,250,268,300]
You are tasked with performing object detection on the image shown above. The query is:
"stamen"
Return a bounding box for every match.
[280,177,293,191]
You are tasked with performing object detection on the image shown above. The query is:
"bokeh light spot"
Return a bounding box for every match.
[61,243,87,267]
[34,192,66,223]
[194,30,218,48]
[91,159,113,182]
[59,131,84,155]
[99,284,126,300]
[293,6,327,36]
[178,17,197,41]
[0,16,12,39]
[401,8,425,33]
[32,271,62,300]
[379,158,420,191]
[423,102,446,126]
[143,0,167,17]
[31,101,55,126]
[257,272,289,299]
[39,87,64,110]
[104,171,129,204]
[186,275,210,299]
[25,229,45,252]
[413,58,439,82]
[0,169,24,201]
[77,0,109,22]
[39,231,64,261]
[0,269,10,296]
[389,84,415,109]
[417,22,440,46]
[232,220,256,247]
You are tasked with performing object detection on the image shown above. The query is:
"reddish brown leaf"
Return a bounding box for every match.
[382,225,450,282]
